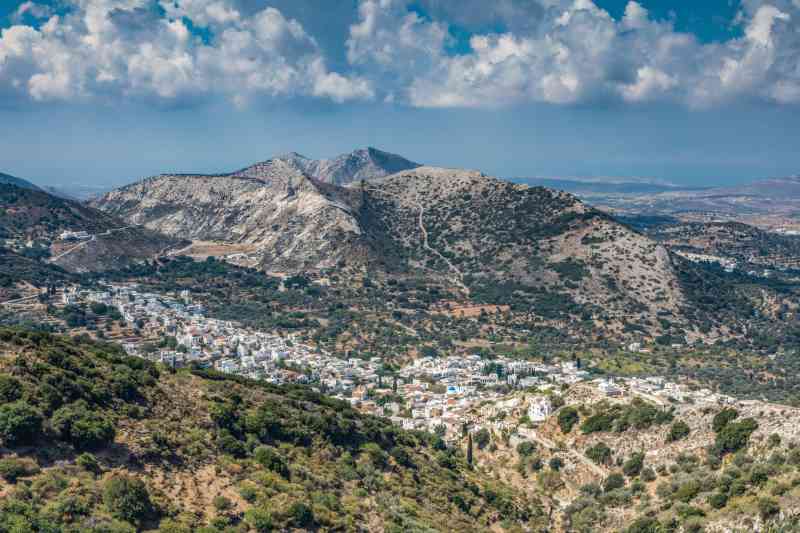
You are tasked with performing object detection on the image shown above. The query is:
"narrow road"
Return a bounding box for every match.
[413,198,470,296]
[528,430,607,477]
[48,226,134,263]
[0,293,41,306]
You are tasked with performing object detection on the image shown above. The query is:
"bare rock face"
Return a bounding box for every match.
[91,160,367,272]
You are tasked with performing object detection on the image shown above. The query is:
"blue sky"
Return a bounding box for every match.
[0,0,798,188]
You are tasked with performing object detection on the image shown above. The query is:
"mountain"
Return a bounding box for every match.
[0,183,180,273]
[0,172,42,192]
[274,147,421,185]
[92,161,699,339]
[0,328,538,531]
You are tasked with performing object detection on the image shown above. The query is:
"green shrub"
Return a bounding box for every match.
[712,408,739,433]
[603,472,625,492]
[708,491,728,509]
[557,407,579,434]
[516,441,536,457]
[253,445,290,478]
[76,452,101,474]
[0,400,43,446]
[667,420,691,442]
[474,428,491,450]
[586,442,613,465]
[758,497,780,521]
[0,375,22,403]
[103,475,155,525]
[623,452,645,477]
[289,502,314,528]
[0,457,38,483]
[51,401,115,450]
[713,418,758,457]
[549,457,563,471]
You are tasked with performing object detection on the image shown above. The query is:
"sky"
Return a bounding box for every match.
[0,0,798,189]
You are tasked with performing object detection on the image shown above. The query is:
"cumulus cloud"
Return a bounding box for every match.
[1,0,798,109]
[0,0,372,105]
[347,0,800,108]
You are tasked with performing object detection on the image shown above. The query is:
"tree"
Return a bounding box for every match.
[667,420,691,442]
[474,428,491,450]
[467,433,473,466]
[516,441,536,457]
[557,406,580,434]
[603,472,625,492]
[712,408,739,433]
[713,418,758,457]
[0,401,43,446]
[549,457,563,471]
[623,452,644,477]
[586,442,612,465]
[51,401,116,450]
[103,475,155,525]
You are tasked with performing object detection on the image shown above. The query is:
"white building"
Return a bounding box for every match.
[527,397,552,423]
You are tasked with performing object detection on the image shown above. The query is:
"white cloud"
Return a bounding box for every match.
[348,0,800,109]
[1,0,799,110]
[0,0,372,106]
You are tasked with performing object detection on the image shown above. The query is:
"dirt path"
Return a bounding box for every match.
[49,226,135,263]
[529,431,607,477]
[412,198,470,296]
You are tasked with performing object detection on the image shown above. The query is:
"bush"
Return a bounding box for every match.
[549,457,563,471]
[623,452,645,477]
[640,467,656,482]
[0,400,43,446]
[103,475,155,525]
[712,408,739,433]
[708,492,728,509]
[667,420,690,442]
[0,457,38,483]
[474,428,491,450]
[0,375,22,403]
[758,497,780,521]
[586,442,612,465]
[603,472,625,492]
[557,407,579,434]
[51,401,116,450]
[76,452,101,474]
[516,441,536,457]
[713,418,758,457]
[625,517,662,533]
[289,502,314,528]
[253,445,290,478]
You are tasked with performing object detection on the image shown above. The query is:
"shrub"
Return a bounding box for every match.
[474,428,491,450]
[557,407,579,434]
[603,472,625,492]
[213,496,232,512]
[0,375,22,403]
[245,506,274,533]
[586,442,613,465]
[713,418,758,457]
[253,445,290,478]
[549,457,564,471]
[103,475,155,525]
[640,467,656,482]
[0,400,43,446]
[51,401,115,450]
[667,420,690,442]
[768,433,782,448]
[289,502,314,528]
[516,441,536,457]
[623,452,645,477]
[708,492,728,509]
[625,517,661,533]
[758,497,780,521]
[712,408,739,433]
[0,457,38,483]
[76,452,101,474]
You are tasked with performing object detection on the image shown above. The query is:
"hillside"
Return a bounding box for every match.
[0,172,41,192]
[0,328,539,531]
[0,184,180,273]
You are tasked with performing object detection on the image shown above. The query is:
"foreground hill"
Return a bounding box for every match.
[0,172,41,192]
[0,328,538,531]
[0,183,180,273]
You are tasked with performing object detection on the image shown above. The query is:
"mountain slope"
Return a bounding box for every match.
[0,328,540,531]
[274,147,421,186]
[0,172,41,191]
[0,183,179,273]
[92,162,698,338]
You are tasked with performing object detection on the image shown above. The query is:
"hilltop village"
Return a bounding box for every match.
[53,282,738,441]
